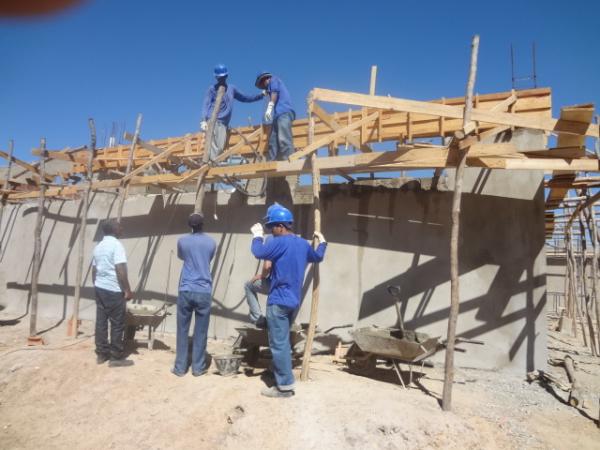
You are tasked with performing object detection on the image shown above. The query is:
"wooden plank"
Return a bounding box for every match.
[117,114,143,223]
[289,112,379,161]
[312,88,597,137]
[312,102,372,152]
[121,142,182,181]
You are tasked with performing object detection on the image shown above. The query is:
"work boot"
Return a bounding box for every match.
[255,316,267,330]
[171,368,186,377]
[108,358,134,368]
[96,354,110,365]
[261,386,294,398]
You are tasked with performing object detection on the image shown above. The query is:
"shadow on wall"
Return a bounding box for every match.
[8,181,546,369]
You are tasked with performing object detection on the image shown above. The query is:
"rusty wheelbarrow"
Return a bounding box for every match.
[344,285,483,387]
[232,324,305,366]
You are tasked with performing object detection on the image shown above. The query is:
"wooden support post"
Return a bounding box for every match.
[0,139,15,240]
[117,113,142,223]
[68,119,96,337]
[300,94,321,381]
[564,355,583,407]
[591,201,600,354]
[442,35,479,412]
[194,85,225,214]
[368,66,377,178]
[578,211,598,355]
[29,138,48,344]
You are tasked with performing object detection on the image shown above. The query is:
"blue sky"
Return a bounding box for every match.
[1,0,599,160]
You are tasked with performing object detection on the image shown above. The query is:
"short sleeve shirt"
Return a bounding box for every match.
[92,236,127,292]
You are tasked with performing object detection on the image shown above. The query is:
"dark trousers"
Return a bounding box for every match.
[95,287,126,359]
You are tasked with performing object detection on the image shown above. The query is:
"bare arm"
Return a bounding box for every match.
[270,92,278,104]
[115,263,133,300]
[92,265,97,285]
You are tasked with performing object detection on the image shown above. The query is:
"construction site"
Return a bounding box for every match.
[1,1,600,449]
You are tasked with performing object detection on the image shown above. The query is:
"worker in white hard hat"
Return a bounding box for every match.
[201,64,265,161]
[255,71,295,161]
[250,203,327,398]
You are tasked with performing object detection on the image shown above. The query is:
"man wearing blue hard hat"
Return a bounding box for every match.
[250,203,327,398]
[255,72,295,161]
[201,64,265,161]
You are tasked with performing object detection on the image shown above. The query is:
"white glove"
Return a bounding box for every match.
[200,121,207,131]
[261,89,268,97]
[314,231,326,243]
[264,102,274,122]
[251,223,264,239]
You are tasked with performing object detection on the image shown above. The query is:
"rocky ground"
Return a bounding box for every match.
[0,313,598,449]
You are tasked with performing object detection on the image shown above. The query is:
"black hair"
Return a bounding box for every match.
[102,219,120,237]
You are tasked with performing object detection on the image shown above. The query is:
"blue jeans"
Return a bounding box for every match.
[244,278,271,323]
[268,111,295,161]
[173,291,212,375]
[266,303,297,391]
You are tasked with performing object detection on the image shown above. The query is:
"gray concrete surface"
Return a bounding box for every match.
[0,173,547,373]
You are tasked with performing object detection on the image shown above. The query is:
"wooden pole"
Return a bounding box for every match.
[368,66,377,178]
[68,119,96,337]
[591,205,600,353]
[194,85,225,214]
[578,212,598,356]
[300,93,321,381]
[29,138,47,342]
[117,113,142,223]
[442,34,479,412]
[0,139,15,242]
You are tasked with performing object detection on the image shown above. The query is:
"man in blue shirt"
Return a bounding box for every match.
[92,219,133,367]
[201,64,265,161]
[172,213,217,377]
[250,203,327,397]
[255,72,295,161]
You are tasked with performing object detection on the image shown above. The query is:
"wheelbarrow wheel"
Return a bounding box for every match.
[346,344,376,375]
[125,325,136,341]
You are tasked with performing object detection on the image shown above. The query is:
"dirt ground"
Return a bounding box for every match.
[0,313,598,450]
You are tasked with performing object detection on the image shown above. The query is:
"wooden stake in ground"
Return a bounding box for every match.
[300,94,321,381]
[29,138,48,344]
[194,85,225,214]
[579,211,598,356]
[0,139,15,244]
[117,113,142,223]
[68,119,96,337]
[442,34,480,412]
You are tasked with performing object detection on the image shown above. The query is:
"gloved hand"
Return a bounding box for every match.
[314,231,326,243]
[264,102,274,122]
[251,222,264,239]
[261,89,268,97]
[200,121,207,131]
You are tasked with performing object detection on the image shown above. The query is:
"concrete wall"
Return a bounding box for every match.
[0,167,547,373]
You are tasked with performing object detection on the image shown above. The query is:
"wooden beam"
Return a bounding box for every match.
[312,88,598,137]
[121,142,182,181]
[312,102,372,152]
[289,111,379,161]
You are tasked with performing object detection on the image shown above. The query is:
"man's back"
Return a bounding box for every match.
[93,236,127,292]
[251,234,326,308]
[177,233,216,293]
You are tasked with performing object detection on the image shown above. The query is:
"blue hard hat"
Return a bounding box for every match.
[214,64,228,78]
[264,203,293,228]
[255,71,272,88]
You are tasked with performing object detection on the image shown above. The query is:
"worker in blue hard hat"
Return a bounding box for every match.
[201,64,265,161]
[255,71,295,161]
[249,203,327,398]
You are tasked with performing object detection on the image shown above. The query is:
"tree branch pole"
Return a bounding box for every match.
[590,203,600,353]
[0,139,15,244]
[29,138,47,343]
[69,119,96,337]
[194,85,225,214]
[117,113,142,223]
[578,211,598,355]
[301,93,321,381]
[442,34,479,412]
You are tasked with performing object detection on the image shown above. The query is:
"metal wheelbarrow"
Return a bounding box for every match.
[125,302,169,350]
[232,324,305,366]
[345,285,482,387]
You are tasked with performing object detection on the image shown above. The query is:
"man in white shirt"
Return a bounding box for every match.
[92,219,133,367]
